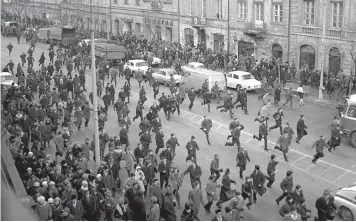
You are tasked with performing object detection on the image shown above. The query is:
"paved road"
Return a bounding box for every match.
[2,37,355,221]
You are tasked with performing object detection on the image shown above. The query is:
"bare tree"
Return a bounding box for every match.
[7,0,26,23]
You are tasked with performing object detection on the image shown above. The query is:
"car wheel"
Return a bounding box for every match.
[339,206,354,221]
[350,131,356,147]
[132,71,136,79]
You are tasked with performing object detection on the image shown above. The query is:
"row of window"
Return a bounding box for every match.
[237,1,342,28]
[186,0,343,29]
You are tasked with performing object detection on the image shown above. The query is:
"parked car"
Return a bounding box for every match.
[334,184,356,221]
[226,71,261,91]
[182,62,205,74]
[0,72,17,90]
[152,68,183,86]
[123,60,149,78]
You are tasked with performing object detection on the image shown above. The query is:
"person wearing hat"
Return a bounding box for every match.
[283,205,302,221]
[282,122,294,146]
[154,128,165,154]
[291,185,305,206]
[166,133,180,157]
[152,78,160,99]
[296,115,308,144]
[147,196,160,221]
[138,116,151,136]
[185,136,200,162]
[279,195,296,218]
[266,154,279,188]
[283,87,294,108]
[162,185,177,221]
[149,178,163,207]
[210,154,223,182]
[158,157,170,188]
[252,117,269,151]
[236,146,250,179]
[184,159,202,189]
[139,129,151,154]
[60,207,75,221]
[275,132,291,162]
[204,175,218,213]
[274,85,282,106]
[181,202,196,221]
[200,115,213,145]
[311,135,329,164]
[65,193,83,220]
[188,87,197,111]
[131,190,147,221]
[276,170,294,205]
[269,108,284,135]
[229,191,244,220]
[187,181,205,220]
[241,176,254,210]
[210,208,227,221]
[250,165,267,201]
[216,168,236,208]
[219,92,234,119]
[235,88,249,115]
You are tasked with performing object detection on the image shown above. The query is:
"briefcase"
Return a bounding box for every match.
[226,189,236,200]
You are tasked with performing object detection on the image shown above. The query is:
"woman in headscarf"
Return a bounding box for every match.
[135,165,146,192]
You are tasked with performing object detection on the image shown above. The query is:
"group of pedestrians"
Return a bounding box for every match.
[1,30,342,221]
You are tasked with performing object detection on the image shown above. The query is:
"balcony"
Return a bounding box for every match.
[293,25,356,40]
[243,21,265,38]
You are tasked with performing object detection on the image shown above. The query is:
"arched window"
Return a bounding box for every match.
[300,45,315,69]
[272,44,283,60]
[184,28,194,46]
[329,47,341,75]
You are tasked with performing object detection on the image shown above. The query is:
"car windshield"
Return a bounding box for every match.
[241,74,255,80]
[136,62,148,67]
[347,105,356,118]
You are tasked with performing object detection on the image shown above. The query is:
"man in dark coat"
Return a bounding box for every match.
[185,136,199,162]
[266,154,278,188]
[162,186,176,221]
[315,189,337,221]
[250,165,266,203]
[236,146,250,179]
[158,158,170,188]
[184,160,202,189]
[131,190,147,221]
[296,114,307,144]
[276,170,294,205]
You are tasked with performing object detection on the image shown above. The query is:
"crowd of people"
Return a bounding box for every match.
[1,29,345,221]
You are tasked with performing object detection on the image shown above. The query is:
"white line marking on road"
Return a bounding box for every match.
[244,138,253,144]
[188,115,198,121]
[290,156,307,165]
[320,166,333,177]
[196,118,203,124]
[305,164,317,171]
[333,171,349,182]
[216,125,223,131]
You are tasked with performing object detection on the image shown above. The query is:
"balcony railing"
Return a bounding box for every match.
[293,25,356,39]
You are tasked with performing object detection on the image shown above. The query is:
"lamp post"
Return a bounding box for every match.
[319,1,327,100]
[90,0,100,169]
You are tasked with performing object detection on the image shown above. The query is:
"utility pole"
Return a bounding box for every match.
[90,0,101,169]
[177,0,181,45]
[109,0,112,35]
[106,5,110,40]
[319,1,327,100]
[287,0,292,63]
[225,0,230,72]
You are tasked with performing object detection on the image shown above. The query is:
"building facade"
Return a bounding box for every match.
[5,0,356,74]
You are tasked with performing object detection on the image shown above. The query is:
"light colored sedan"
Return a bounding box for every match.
[226,71,262,91]
[152,68,182,86]
[123,60,149,78]
[334,184,356,221]
[182,62,205,74]
[146,52,161,66]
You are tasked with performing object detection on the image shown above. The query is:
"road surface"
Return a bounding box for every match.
[2,36,355,221]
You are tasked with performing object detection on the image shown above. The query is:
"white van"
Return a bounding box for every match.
[0,72,17,89]
[182,68,226,92]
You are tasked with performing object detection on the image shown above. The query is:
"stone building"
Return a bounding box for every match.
[6,0,356,74]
